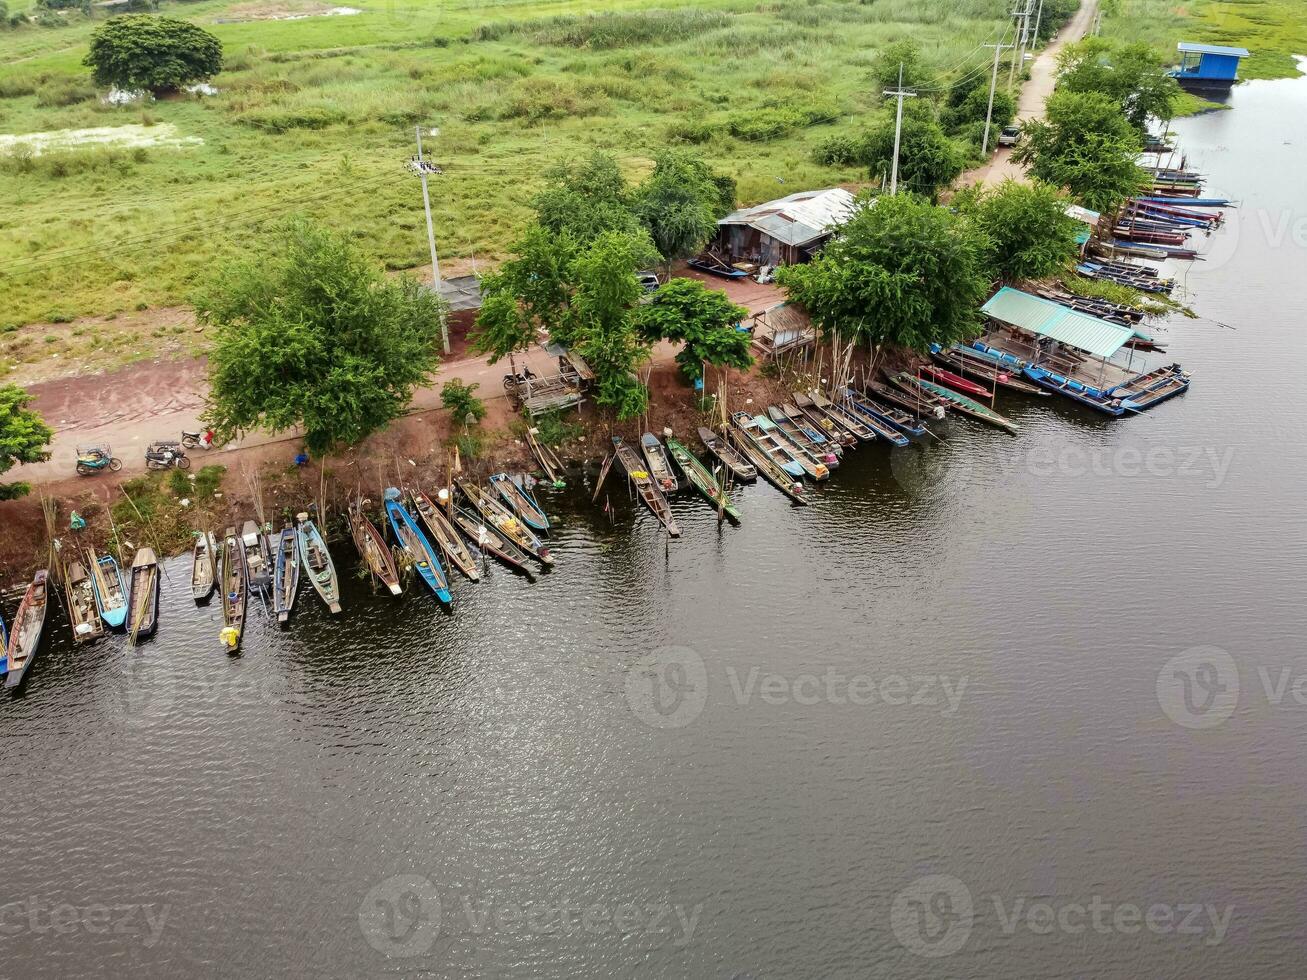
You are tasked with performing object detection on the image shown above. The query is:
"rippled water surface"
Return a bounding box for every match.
[4,74,1307,978]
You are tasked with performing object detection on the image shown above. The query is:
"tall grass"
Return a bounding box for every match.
[473,8,735,48]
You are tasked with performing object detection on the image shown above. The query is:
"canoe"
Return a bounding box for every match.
[272,525,300,625]
[450,503,536,576]
[866,379,947,420]
[4,570,48,689]
[840,388,926,438]
[728,428,808,506]
[753,414,829,480]
[126,547,161,640]
[489,472,550,534]
[88,550,128,630]
[297,515,342,614]
[888,372,1020,434]
[640,432,679,493]
[932,345,1048,396]
[242,520,273,599]
[697,426,756,482]
[730,412,807,479]
[0,610,6,670]
[220,527,247,653]
[349,500,403,596]
[384,488,452,603]
[767,405,841,464]
[919,364,992,399]
[611,436,681,538]
[411,488,481,582]
[809,389,906,446]
[191,531,217,602]
[665,436,741,524]
[793,391,874,444]
[457,480,554,564]
[525,428,566,487]
[65,561,105,645]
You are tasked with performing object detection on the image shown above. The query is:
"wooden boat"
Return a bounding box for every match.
[793,391,874,444]
[840,388,926,439]
[931,345,1048,396]
[918,364,992,399]
[697,426,756,482]
[665,436,741,523]
[0,610,6,668]
[450,503,536,576]
[348,499,403,596]
[887,372,1019,434]
[297,514,342,614]
[126,547,161,640]
[729,412,807,479]
[411,489,480,582]
[457,480,555,563]
[241,520,273,599]
[87,550,128,630]
[727,429,808,506]
[384,489,452,603]
[489,472,550,534]
[525,428,566,487]
[610,436,681,538]
[65,561,105,645]
[640,432,679,493]
[768,405,842,464]
[220,526,247,653]
[272,525,300,625]
[866,379,947,420]
[816,389,909,446]
[191,531,217,603]
[753,413,830,480]
[4,570,48,689]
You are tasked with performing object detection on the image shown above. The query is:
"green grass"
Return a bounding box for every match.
[0,0,1017,325]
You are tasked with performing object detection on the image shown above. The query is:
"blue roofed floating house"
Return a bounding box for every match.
[970,288,1191,416]
[1169,42,1249,90]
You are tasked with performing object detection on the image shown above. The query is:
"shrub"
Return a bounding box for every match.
[36,78,97,107]
[440,379,487,425]
[665,119,718,144]
[237,106,347,132]
[496,76,606,122]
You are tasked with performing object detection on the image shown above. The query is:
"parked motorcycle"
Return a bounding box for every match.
[145,442,191,470]
[181,429,215,450]
[75,444,123,476]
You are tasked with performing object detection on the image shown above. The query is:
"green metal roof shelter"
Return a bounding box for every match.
[980,288,1135,359]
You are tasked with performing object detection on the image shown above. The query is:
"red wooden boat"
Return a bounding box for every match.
[919,365,991,400]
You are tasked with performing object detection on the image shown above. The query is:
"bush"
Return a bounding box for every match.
[813,133,865,167]
[497,76,606,122]
[35,78,97,107]
[440,379,487,425]
[237,106,347,132]
[474,9,731,49]
[665,119,718,144]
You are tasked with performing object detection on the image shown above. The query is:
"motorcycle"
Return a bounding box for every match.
[181,429,215,450]
[145,442,191,470]
[75,444,123,477]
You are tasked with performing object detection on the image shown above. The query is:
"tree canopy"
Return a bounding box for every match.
[776,193,990,351]
[635,150,736,273]
[1057,38,1180,130]
[84,15,223,93]
[634,278,752,382]
[862,110,965,199]
[194,219,445,455]
[532,152,645,246]
[0,384,53,500]
[957,180,1083,282]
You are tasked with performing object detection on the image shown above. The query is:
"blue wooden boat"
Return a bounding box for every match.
[88,550,128,630]
[1136,196,1231,208]
[1,609,8,675]
[384,488,451,603]
[297,515,342,614]
[1022,362,1191,415]
[272,525,300,624]
[836,388,915,443]
[730,412,807,479]
[489,473,550,534]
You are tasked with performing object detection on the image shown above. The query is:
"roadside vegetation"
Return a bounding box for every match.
[0,382,53,499]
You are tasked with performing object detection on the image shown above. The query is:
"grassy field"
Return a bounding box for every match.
[0,0,1024,329]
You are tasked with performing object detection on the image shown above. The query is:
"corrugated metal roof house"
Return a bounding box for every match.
[714,188,856,268]
[1170,42,1249,88]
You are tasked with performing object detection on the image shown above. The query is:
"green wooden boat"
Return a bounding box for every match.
[887,371,1020,434]
[664,437,741,524]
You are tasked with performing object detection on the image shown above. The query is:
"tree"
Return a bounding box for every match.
[634,150,735,274]
[634,278,752,382]
[1013,90,1147,212]
[0,384,52,500]
[871,39,929,92]
[470,225,577,364]
[958,180,1082,282]
[532,152,644,245]
[1057,38,1180,130]
[84,16,223,94]
[440,380,486,425]
[943,82,1016,133]
[194,219,445,455]
[776,194,990,352]
[862,110,965,199]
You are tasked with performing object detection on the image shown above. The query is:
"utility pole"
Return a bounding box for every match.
[882,64,916,196]
[413,125,450,355]
[1032,0,1045,47]
[1008,4,1029,88]
[981,39,1016,155]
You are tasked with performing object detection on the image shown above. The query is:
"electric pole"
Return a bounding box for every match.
[1032,0,1045,48]
[1008,4,1029,88]
[413,125,450,355]
[882,64,916,196]
[981,39,1016,155]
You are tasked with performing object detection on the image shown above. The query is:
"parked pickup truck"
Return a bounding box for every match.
[997,125,1021,147]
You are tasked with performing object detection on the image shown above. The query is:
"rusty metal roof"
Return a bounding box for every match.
[719,188,856,248]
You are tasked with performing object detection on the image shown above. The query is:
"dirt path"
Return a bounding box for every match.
[957,0,1099,188]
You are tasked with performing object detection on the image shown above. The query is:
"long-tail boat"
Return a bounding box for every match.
[931,345,1048,396]
[866,379,947,420]
[4,570,48,689]
[272,525,300,625]
[489,473,550,534]
[0,611,7,670]
[887,372,1020,434]
[349,499,403,596]
[730,412,808,479]
[126,547,161,640]
[838,388,926,439]
[241,520,273,600]
[411,489,481,582]
[810,389,907,446]
[610,436,680,538]
[191,531,217,603]
[793,391,874,444]
[525,427,567,487]
[767,405,841,465]
[384,489,452,603]
[65,561,105,645]
[88,549,128,630]
[727,429,807,506]
[665,436,741,524]
[640,432,679,493]
[220,526,247,653]
[697,426,756,482]
[458,480,554,564]
[450,504,536,576]
[918,364,993,400]
[754,413,830,480]
[297,514,342,614]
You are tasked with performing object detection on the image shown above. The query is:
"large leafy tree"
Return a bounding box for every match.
[777,194,990,352]
[0,384,53,500]
[862,110,965,200]
[84,16,223,94]
[469,224,577,364]
[871,39,929,92]
[634,278,751,382]
[194,219,445,455]
[1013,90,1147,212]
[958,180,1082,282]
[532,152,644,245]
[1057,38,1180,130]
[635,150,735,274]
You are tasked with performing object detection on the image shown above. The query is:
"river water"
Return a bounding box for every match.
[4,72,1307,979]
